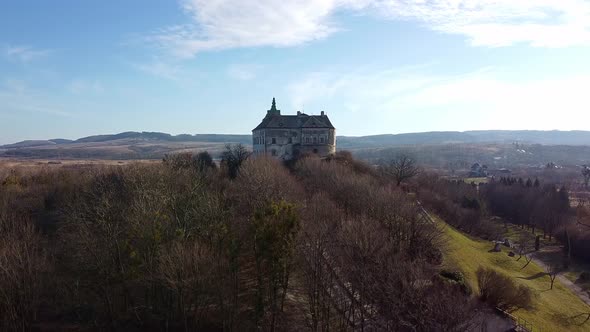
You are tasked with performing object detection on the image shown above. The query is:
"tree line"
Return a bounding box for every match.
[0,147,482,331]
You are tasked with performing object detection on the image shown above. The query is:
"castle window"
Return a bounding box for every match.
[272,138,276,144]
[271,149,277,156]
[305,137,310,144]
[319,136,325,144]
[288,137,292,144]
[312,136,317,144]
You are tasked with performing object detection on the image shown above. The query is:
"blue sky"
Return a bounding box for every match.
[1,0,590,143]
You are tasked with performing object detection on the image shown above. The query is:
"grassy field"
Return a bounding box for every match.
[493,220,590,295]
[437,216,590,332]
[462,177,490,184]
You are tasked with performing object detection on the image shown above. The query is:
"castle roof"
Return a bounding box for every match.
[253,99,335,131]
[253,114,335,130]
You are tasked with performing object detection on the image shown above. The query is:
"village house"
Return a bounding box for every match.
[252,98,336,160]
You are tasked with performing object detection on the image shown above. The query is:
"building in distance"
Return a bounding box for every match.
[252,98,336,160]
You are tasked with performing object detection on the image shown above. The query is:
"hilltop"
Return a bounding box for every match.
[2,130,590,162]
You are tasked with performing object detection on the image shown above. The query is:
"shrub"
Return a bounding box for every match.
[440,270,465,283]
[163,152,195,170]
[195,151,216,171]
[476,267,534,312]
[221,144,250,179]
[163,151,217,173]
[440,270,471,295]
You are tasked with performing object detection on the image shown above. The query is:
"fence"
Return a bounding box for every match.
[496,307,538,332]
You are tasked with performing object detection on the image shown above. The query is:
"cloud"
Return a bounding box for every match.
[226,63,263,81]
[0,79,72,117]
[2,45,52,62]
[375,0,590,47]
[133,60,182,80]
[67,80,105,95]
[286,65,443,111]
[148,0,367,58]
[286,67,590,130]
[148,0,590,57]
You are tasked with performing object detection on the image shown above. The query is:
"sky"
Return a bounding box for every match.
[1,0,590,144]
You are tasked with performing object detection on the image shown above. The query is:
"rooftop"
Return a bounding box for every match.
[253,98,335,131]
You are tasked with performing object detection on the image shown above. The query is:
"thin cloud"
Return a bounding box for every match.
[0,80,72,117]
[286,67,590,130]
[148,0,590,57]
[2,45,52,62]
[227,64,263,81]
[133,60,182,80]
[374,0,590,47]
[9,104,72,117]
[67,80,105,95]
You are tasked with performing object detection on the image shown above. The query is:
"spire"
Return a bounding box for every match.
[266,97,280,116]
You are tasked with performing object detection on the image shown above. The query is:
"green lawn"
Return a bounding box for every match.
[462,177,489,184]
[494,221,590,294]
[437,216,590,332]
[497,222,557,247]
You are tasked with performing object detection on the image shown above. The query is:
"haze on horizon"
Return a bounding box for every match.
[1,0,590,144]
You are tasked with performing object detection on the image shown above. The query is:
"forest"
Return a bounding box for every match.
[417,173,590,265]
[2,147,589,331]
[0,149,480,331]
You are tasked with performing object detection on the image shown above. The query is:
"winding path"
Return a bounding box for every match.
[530,253,590,307]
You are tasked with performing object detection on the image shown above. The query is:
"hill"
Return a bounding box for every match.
[338,130,590,149]
[0,132,251,160]
[2,130,590,161]
[438,216,590,331]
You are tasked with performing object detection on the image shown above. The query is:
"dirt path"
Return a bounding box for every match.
[530,253,590,307]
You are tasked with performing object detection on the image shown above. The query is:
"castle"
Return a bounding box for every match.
[252,98,336,160]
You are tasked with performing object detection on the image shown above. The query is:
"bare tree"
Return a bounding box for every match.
[516,233,533,262]
[382,153,420,186]
[221,144,251,179]
[0,213,50,331]
[576,200,590,228]
[546,263,562,290]
[583,166,590,187]
[517,233,535,270]
[195,151,216,172]
[297,193,339,332]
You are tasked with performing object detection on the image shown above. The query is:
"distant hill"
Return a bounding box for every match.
[0,132,251,160]
[338,130,590,149]
[1,130,589,160]
[65,132,252,144]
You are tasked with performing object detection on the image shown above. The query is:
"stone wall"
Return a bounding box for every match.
[253,128,336,159]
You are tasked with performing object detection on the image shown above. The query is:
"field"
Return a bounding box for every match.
[491,220,590,298]
[438,216,590,332]
[0,157,160,172]
[0,138,234,160]
[462,177,490,184]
